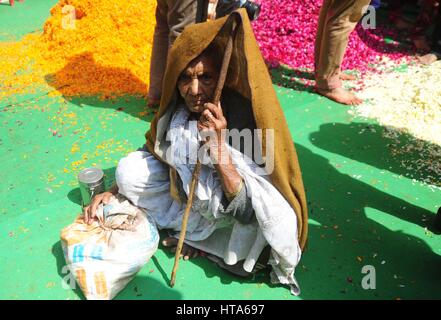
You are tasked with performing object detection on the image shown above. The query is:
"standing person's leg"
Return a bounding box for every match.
[314,0,333,74]
[433,4,441,52]
[411,0,439,51]
[315,0,370,105]
[315,0,356,82]
[148,0,199,108]
[417,2,441,64]
[148,0,170,107]
[167,0,199,45]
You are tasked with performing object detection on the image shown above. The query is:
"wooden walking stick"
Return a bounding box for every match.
[170,16,240,287]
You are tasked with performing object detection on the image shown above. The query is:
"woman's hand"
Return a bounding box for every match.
[197,102,227,149]
[197,102,242,198]
[83,189,116,225]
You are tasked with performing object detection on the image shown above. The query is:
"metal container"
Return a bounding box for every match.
[78,167,105,207]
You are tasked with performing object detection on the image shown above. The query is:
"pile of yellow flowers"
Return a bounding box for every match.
[0,0,157,100]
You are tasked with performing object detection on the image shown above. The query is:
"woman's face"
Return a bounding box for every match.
[177,55,219,113]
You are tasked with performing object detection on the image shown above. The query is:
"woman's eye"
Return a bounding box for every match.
[179,74,191,82]
[201,74,212,82]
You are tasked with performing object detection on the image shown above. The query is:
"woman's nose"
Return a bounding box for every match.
[190,79,199,96]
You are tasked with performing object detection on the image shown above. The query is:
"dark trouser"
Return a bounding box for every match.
[388,0,439,39]
[314,0,371,90]
[148,0,202,103]
[412,0,439,39]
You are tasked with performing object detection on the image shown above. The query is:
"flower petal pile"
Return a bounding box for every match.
[252,0,414,73]
[0,0,157,100]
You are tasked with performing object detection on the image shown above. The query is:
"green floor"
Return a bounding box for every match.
[1,1,440,300]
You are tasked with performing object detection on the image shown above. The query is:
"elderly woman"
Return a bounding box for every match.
[85,10,308,295]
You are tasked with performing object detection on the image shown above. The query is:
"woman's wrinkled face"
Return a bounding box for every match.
[177,55,219,113]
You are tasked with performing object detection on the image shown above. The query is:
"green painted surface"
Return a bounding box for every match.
[1,1,440,300]
[0,0,58,41]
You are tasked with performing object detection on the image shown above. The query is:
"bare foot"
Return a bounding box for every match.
[413,37,431,52]
[162,236,199,260]
[340,73,357,81]
[316,87,363,106]
[417,53,439,65]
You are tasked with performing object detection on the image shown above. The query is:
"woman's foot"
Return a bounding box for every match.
[316,87,363,106]
[162,237,200,260]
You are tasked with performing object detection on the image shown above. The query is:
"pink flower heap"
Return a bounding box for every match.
[252,0,414,75]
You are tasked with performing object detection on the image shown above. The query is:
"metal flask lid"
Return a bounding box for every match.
[78,167,104,185]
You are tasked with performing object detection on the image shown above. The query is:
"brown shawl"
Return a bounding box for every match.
[145,9,308,250]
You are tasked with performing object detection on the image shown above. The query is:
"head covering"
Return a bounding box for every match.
[145,10,308,250]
